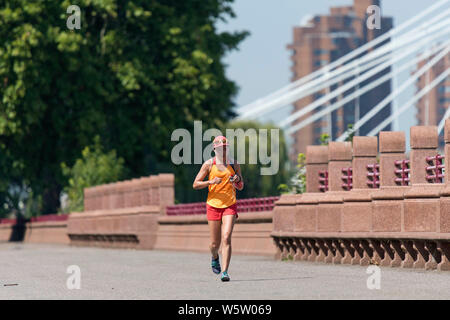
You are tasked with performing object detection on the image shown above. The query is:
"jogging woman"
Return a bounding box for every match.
[193,135,244,282]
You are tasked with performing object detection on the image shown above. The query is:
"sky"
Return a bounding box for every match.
[216,0,446,147]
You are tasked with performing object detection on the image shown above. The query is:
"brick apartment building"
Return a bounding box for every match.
[288,0,393,159]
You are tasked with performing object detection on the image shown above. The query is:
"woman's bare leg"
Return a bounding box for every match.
[221,214,236,272]
[208,220,222,259]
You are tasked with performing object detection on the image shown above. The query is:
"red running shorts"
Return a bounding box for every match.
[206,203,238,221]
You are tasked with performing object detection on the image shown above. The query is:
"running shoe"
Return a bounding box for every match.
[211,256,221,274]
[221,271,230,282]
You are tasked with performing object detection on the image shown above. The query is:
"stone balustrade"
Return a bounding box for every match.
[272,121,450,271]
[67,174,175,249]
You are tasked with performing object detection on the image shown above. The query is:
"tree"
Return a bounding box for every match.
[0,0,248,215]
[61,136,126,212]
[221,120,290,200]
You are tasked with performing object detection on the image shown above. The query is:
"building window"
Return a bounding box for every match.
[438,86,450,93]
[314,60,328,67]
[344,16,353,27]
[313,93,324,100]
[314,49,329,56]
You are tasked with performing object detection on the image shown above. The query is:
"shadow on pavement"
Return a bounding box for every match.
[9,215,28,242]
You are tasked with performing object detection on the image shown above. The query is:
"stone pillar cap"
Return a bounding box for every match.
[410,126,437,149]
[445,119,450,143]
[328,141,352,161]
[379,131,405,153]
[352,136,378,157]
[306,145,328,164]
[158,173,175,186]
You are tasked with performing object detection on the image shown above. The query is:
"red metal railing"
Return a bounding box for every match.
[367,163,380,188]
[0,218,17,224]
[341,167,353,190]
[426,155,445,183]
[166,196,280,216]
[318,170,329,192]
[394,159,410,186]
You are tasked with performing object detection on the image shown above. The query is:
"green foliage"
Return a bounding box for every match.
[61,136,125,213]
[222,121,290,200]
[345,124,355,142]
[0,0,247,215]
[278,152,306,194]
[319,133,330,146]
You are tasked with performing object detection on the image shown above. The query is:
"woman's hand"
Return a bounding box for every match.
[229,174,240,183]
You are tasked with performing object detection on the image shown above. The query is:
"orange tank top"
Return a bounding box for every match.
[206,158,236,208]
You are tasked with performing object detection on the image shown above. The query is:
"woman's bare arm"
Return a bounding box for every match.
[193,160,221,190]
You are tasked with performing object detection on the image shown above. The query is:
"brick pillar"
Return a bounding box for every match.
[100,184,108,210]
[378,131,406,187]
[403,126,442,269]
[327,142,352,191]
[441,120,450,233]
[439,121,450,270]
[352,137,378,189]
[371,131,408,267]
[108,182,116,210]
[123,180,133,208]
[83,187,93,211]
[342,137,377,237]
[317,142,352,231]
[315,142,352,264]
[409,126,439,184]
[404,127,441,232]
[271,194,297,260]
[272,146,326,260]
[446,119,450,184]
[158,174,174,214]
[116,181,125,209]
[139,176,152,206]
[293,146,328,232]
[149,175,160,206]
[91,186,99,210]
[130,178,140,207]
[305,145,329,193]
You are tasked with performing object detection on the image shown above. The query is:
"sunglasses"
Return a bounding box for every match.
[213,139,227,145]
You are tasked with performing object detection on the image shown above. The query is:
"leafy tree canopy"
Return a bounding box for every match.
[0,0,248,216]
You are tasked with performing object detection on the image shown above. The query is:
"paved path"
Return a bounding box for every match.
[0,243,449,299]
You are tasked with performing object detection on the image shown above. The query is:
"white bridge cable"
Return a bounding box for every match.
[247,16,450,122]
[438,104,450,135]
[366,67,450,137]
[336,45,450,141]
[281,24,450,128]
[285,41,449,135]
[236,0,450,115]
[238,9,450,120]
